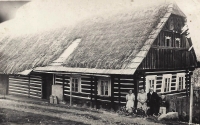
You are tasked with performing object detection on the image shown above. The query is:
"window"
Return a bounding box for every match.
[175,38,181,48]
[165,36,171,47]
[162,74,172,92]
[176,73,185,90]
[98,78,111,96]
[146,75,157,93]
[71,76,81,92]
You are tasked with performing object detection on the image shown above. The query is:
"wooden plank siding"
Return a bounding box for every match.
[138,29,196,70]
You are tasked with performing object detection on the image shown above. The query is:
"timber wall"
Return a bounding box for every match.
[9,73,42,98]
[54,74,135,110]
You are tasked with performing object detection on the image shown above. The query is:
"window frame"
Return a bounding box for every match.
[97,78,111,96]
[146,75,157,93]
[175,38,181,48]
[70,75,81,93]
[165,36,171,47]
[161,74,172,93]
[176,73,185,91]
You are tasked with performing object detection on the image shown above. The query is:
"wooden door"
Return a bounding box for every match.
[0,74,9,95]
[42,73,53,99]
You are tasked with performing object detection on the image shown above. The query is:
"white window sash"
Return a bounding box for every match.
[146,75,157,93]
[98,78,111,96]
[162,74,172,93]
[176,73,185,90]
[175,38,181,48]
[70,76,81,92]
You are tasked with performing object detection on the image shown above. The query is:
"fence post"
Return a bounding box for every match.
[189,81,193,124]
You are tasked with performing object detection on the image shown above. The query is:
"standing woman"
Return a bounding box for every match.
[126,90,135,111]
[137,88,147,113]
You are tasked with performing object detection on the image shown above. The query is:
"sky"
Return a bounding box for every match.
[175,0,200,57]
[0,0,200,57]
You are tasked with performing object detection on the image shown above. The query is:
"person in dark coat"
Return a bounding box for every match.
[146,87,159,116]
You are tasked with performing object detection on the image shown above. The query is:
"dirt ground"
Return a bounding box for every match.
[0,98,188,125]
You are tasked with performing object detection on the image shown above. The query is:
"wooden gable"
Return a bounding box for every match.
[138,14,197,70]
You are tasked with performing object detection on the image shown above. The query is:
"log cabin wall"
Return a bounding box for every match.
[138,70,191,97]
[113,75,135,109]
[9,73,42,98]
[55,74,135,110]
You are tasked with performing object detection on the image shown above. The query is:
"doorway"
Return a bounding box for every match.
[42,73,53,99]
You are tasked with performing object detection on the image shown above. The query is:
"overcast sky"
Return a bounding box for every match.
[175,0,200,56]
[0,0,200,56]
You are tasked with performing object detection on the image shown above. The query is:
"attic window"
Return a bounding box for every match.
[175,38,181,48]
[165,36,171,47]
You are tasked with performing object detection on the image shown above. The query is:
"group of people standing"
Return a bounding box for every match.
[126,87,168,116]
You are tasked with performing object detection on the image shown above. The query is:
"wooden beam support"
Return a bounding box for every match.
[118,76,121,106]
[134,72,139,108]
[186,70,189,96]
[143,72,146,91]
[111,75,114,110]
[94,76,98,109]
[90,76,93,108]
[151,46,188,51]
[28,75,30,98]
[62,74,65,101]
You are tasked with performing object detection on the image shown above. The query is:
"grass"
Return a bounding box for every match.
[0,108,89,125]
[0,98,190,125]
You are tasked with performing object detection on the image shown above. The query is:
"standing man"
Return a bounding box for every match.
[147,87,159,116]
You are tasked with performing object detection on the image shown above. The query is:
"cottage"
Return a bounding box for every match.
[0,1,197,110]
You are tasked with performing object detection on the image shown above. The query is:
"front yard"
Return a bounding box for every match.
[0,98,188,125]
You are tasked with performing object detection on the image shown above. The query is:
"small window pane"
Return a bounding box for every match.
[71,78,79,92]
[164,78,170,92]
[99,80,109,96]
[178,76,184,90]
[166,39,170,46]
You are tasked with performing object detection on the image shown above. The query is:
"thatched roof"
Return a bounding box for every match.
[0,0,187,74]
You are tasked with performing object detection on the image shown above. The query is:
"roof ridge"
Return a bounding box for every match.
[171,1,186,17]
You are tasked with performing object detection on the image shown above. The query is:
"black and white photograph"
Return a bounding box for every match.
[0,0,200,124]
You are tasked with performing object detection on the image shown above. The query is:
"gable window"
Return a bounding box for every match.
[98,78,111,96]
[146,75,157,93]
[165,36,171,47]
[176,73,185,90]
[71,76,81,92]
[175,38,181,48]
[162,74,172,93]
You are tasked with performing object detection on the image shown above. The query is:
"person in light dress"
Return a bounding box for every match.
[137,88,147,113]
[126,90,135,111]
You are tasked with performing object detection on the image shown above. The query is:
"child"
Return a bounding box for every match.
[159,95,168,115]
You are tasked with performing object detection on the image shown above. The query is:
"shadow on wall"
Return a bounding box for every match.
[0,1,29,23]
